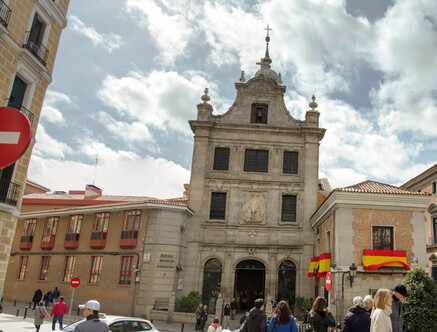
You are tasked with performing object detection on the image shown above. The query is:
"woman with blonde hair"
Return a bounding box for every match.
[309,297,336,332]
[370,288,393,332]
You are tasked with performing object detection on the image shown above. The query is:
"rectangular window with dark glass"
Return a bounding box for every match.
[283,151,298,174]
[433,217,437,244]
[281,195,297,222]
[372,226,394,250]
[210,192,226,220]
[432,267,437,284]
[119,256,134,285]
[251,103,268,124]
[213,147,230,170]
[244,149,268,172]
[38,256,50,281]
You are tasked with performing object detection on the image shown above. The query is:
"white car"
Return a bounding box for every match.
[62,314,159,332]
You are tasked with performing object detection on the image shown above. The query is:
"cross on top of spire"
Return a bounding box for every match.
[264,24,272,37]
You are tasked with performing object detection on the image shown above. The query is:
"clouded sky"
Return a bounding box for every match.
[28,0,437,198]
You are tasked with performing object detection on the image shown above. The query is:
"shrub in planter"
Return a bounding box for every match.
[403,267,437,332]
[176,291,202,313]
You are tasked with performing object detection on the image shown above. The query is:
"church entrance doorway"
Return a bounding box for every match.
[234,259,265,311]
[277,260,296,311]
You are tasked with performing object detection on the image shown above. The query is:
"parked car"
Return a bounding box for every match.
[62,314,159,332]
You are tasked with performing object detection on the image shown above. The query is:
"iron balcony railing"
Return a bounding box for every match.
[6,99,35,124]
[0,178,21,206]
[0,0,11,28]
[22,31,49,66]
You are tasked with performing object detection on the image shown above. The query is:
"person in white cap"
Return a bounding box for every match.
[74,300,109,332]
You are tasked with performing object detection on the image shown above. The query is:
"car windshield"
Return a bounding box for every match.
[62,319,87,331]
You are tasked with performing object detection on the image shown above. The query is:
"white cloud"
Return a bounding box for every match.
[97,70,219,134]
[97,111,154,144]
[125,0,195,65]
[41,90,72,123]
[69,15,123,53]
[33,126,73,158]
[28,139,190,198]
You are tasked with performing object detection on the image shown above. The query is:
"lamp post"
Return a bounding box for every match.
[130,268,141,316]
[340,263,358,329]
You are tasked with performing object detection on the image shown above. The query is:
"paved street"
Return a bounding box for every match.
[0,301,245,332]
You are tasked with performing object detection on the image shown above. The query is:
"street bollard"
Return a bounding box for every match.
[24,306,28,319]
[151,319,153,323]
[181,323,184,332]
[16,308,19,316]
[1,297,3,303]
[14,300,16,306]
[77,307,80,315]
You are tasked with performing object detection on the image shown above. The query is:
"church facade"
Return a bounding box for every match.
[180,34,325,312]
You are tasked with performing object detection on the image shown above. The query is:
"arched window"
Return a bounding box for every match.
[277,260,296,310]
[202,258,222,313]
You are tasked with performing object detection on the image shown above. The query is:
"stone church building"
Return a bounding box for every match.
[181,33,325,313]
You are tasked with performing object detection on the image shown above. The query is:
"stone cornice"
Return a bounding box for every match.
[401,163,437,190]
[310,191,430,229]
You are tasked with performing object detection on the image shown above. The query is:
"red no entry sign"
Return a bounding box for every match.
[70,277,80,288]
[325,272,332,291]
[0,107,32,169]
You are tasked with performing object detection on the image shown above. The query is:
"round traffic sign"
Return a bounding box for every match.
[325,272,332,291]
[0,107,32,169]
[70,277,80,288]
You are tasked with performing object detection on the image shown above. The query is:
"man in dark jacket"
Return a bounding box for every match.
[241,298,267,332]
[391,284,409,332]
[32,289,43,310]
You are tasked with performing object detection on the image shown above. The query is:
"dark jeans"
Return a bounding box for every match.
[52,315,64,330]
[200,318,207,331]
[195,318,202,330]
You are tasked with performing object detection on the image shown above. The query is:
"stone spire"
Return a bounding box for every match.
[255,24,279,84]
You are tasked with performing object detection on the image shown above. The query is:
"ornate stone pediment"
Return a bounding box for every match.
[243,193,265,223]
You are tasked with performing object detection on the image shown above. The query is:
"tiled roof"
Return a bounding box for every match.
[23,193,157,202]
[335,180,429,195]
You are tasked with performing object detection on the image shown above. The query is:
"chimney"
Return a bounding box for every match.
[84,184,102,199]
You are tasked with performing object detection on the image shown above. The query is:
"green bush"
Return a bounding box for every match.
[295,296,313,319]
[403,267,437,332]
[175,291,202,313]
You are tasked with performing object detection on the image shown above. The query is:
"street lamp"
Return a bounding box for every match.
[349,263,357,287]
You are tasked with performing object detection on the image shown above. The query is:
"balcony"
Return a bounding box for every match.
[90,232,107,249]
[22,31,49,66]
[40,235,56,250]
[7,99,35,124]
[64,233,80,250]
[119,230,138,249]
[0,0,11,29]
[19,235,33,250]
[0,178,21,206]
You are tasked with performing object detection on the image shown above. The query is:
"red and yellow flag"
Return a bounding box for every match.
[308,256,319,277]
[363,249,410,271]
[317,253,331,277]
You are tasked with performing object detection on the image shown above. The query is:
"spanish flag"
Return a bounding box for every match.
[317,253,331,277]
[363,249,410,271]
[308,256,319,277]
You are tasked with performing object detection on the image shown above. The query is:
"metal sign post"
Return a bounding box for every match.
[68,277,80,324]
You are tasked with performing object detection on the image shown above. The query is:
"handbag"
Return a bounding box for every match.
[40,313,45,318]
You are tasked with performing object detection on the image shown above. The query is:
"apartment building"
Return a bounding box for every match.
[0,0,70,298]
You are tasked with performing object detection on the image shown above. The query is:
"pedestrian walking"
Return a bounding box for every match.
[343,296,371,332]
[308,297,335,332]
[32,289,43,310]
[196,303,203,330]
[50,296,68,330]
[200,304,209,331]
[52,287,60,303]
[267,300,298,332]
[240,311,250,326]
[370,288,393,332]
[241,298,267,332]
[390,284,409,332]
[223,303,231,329]
[43,290,52,308]
[74,300,109,332]
[207,317,223,332]
[34,301,49,332]
[230,298,237,320]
